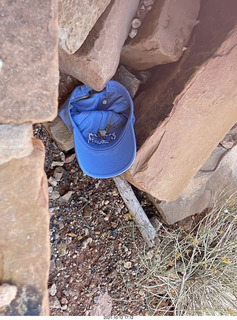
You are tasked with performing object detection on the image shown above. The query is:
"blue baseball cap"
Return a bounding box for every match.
[59,80,136,178]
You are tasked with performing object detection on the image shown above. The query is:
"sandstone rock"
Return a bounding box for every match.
[121,0,200,70]
[44,116,74,152]
[0,284,17,309]
[123,23,237,201]
[0,139,50,315]
[58,0,111,54]
[0,123,33,165]
[113,65,141,98]
[0,0,59,123]
[199,146,227,172]
[58,72,82,106]
[149,143,237,225]
[220,123,237,149]
[59,0,140,91]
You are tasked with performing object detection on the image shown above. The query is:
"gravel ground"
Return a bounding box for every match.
[34,124,170,317]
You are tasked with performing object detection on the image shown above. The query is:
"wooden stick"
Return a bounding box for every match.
[113,176,157,247]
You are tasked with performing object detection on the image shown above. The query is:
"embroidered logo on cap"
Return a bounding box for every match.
[87,119,120,145]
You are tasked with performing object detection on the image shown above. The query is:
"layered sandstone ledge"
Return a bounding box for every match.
[1,0,237,315]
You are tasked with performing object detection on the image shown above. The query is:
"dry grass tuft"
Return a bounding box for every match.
[137,192,237,316]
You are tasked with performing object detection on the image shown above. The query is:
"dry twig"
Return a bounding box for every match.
[113,176,157,247]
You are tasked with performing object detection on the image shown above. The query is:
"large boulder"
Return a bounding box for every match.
[58,0,111,54]
[59,0,140,91]
[123,22,237,201]
[120,0,200,70]
[0,139,50,315]
[150,130,237,224]
[0,0,59,124]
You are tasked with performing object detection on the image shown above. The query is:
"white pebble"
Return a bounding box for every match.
[131,18,142,29]
[129,28,137,39]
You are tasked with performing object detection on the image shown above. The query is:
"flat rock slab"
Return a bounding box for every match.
[0,0,59,123]
[58,0,111,54]
[59,0,140,91]
[123,24,237,201]
[44,116,74,152]
[0,123,33,165]
[0,139,50,315]
[150,143,237,224]
[121,0,200,70]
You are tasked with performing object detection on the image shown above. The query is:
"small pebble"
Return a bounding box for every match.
[58,221,64,230]
[48,176,58,187]
[50,190,60,200]
[131,18,142,29]
[51,161,64,168]
[51,296,61,309]
[124,261,132,269]
[60,152,66,162]
[49,283,57,297]
[143,0,154,6]
[59,191,74,203]
[129,28,137,38]
[65,153,76,163]
[53,167,64,181]
[50,259,56,272]
[61,297,68,304]
[57,243,67,257]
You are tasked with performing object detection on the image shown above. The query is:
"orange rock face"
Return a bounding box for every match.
[121,0,200,70]
[0,0,59,123]
[0,139,50,315]
[58,0,112,54]
[59,0,140,91]
[123,24,237,201]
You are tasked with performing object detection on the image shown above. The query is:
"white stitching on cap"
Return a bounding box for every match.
[88,132,116,145]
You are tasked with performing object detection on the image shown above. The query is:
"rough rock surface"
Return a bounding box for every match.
[113,65,141,98]
[150,141,237,224]
[121,0,200,70]
[0,123,33,165]
[58,0,111,54]
[0,0,59,123]
[0,284,17,309]
[59,0,140,91]
[0,139,50,316]
[58,72,82,107]
[123,23,237,201]
[44,116,74,152]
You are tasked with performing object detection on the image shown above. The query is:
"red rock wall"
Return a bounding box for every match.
[0,0,59,315]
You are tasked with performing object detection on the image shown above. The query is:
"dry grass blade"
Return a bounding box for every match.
[137,192,237,316]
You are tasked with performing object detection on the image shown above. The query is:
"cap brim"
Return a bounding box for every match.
[73,120,136,179]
